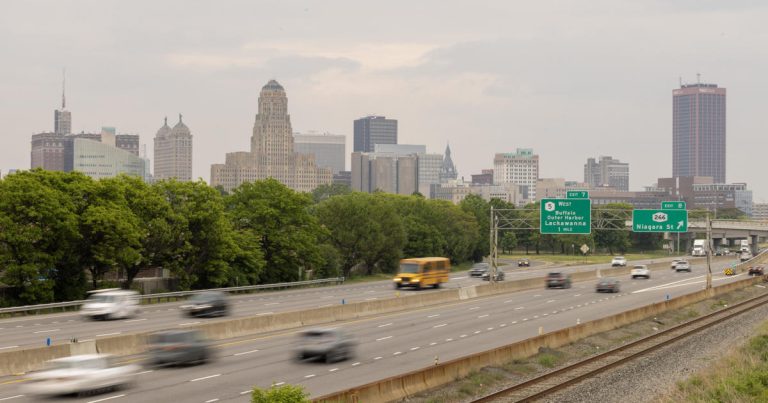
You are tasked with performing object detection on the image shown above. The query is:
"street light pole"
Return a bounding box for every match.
[706,212,712,290]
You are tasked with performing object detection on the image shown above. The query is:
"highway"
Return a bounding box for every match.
[0,255,691,350]
[0,257,752,402]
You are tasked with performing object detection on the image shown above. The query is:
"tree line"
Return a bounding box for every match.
[0,169,665,306]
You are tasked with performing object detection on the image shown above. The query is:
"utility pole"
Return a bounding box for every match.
[489,207,498,283]
[706,212,712,290]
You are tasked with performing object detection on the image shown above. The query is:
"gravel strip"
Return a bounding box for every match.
[538,294,768,403]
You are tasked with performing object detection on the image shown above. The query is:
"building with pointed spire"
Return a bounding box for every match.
[153,115,193,181]
[54,70,71,135]
[210,80,332,192]
[439,143,458,183]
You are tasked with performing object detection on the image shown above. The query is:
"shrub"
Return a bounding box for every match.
[251,384,309,403]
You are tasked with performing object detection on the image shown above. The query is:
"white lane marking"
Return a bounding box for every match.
[522,318,529,321]
[446,338,454,341]
[501,323,507,327]
[478,314,489,318]
[633,274,737,293]
[96,332,122,337]
[469,306,481,310]
[430,342,437,346]
[487,327,494,330]
[178,322,201,326]
[460,334,467,338]
[274,382,285,386]
[0,346,19,350]
[87,395,126,403]
[543,314,548,317]
[205,399,219,403]
[376,336,393,341]
[304,374,316,378]
[240,390,252,395]
[52,322,58,324]
[451,276,468,280]
[320,295,335,299]
[393,351,402,355]
[533,294,542,297]
[512,321,518,324]
[352,362,361,366]
[374,356,383,360]
[514,307,524,310]
[504,299,515,303]
[546,300,556,303]
[32,328,59,334]
[15,326,22,328]
[0,396,24,401]
[410,347,420,351]
[427,314,440,318]
[433,323,447,328]
[256,312,274,316]
[552,311,558,314]
[234,349,259,356]
[378,323,393,328]
[190,374,221,382]
[574,294,582,297]
[264,302,279,306]
[137,370,153,375]
[533,315,539,319]
[125,318,147,323]
[329,368,339,372]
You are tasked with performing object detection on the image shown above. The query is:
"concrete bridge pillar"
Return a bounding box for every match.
[751,235,760,254]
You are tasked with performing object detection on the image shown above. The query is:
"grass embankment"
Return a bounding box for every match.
[500,251,673,266]
[658,321,768,402]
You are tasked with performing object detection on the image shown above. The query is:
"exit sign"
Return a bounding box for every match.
[661,201,686,210]
[566,190,589,199]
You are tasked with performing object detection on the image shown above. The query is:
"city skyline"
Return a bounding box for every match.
[1,1,766,200]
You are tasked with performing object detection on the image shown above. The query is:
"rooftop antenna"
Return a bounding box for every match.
[61,68,66,109]
[679,76,683,87]
[697,72,701,85]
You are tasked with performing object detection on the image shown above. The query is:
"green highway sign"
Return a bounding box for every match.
[661,201,686,210]
[632,209,688,233]
[540,198,591,234]
[566,190,589,199]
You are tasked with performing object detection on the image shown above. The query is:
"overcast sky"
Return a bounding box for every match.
[1,1,766,201]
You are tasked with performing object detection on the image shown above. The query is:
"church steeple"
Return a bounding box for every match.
[440,143,458,183]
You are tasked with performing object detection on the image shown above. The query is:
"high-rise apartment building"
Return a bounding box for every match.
[350,152,417,195]
[673,82,727,183]
[293,132,345,175]
[584,156,629,191]
[154,116,193,181]
[210,80,332,193]
[353,115,397,152]
[493,148,539,201]
[373,144,442,196]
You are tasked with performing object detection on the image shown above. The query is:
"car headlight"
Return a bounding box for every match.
[393,278,401,282]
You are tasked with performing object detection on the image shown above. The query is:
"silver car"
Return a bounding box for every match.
[469,263,490,277]
[21,354,139,396]
[295,328,356,363]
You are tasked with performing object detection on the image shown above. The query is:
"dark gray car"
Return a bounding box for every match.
[546,272,572,289]
[482,269,505,281]
[295,329,356,363]
[469,263,490,277]
[596,277,621,293]
[179,291,229,318]
[147,330,212,366]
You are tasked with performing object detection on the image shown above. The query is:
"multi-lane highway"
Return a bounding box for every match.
[0,256,687,350]
[0,257,752,402]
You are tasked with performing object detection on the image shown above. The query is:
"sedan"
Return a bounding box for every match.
[21,354,139,397]
[482,269,505,281]
[179,291,229,317]
[596,277,621,293]
[469,263,490,277]
[147,329,213,366]
[295,328,356,363]
[630,265,651,279]
[517,259,530,267]
[675,261,692,272]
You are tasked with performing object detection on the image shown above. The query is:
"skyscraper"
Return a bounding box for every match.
[293,132,345,175]
[210,80,331,192]
[353,115,397,152]
[673,81,727,183]
[584,156,629,191]
[493,148,539,201]
[154,115,193,181]
[54,71,71,135]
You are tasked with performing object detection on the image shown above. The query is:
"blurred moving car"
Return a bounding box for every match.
[741,251,753,262]
[748,266,765,276]
[469,263,490,277]
[80,289,140,321]
[179,291,229,317]
[670,259,683,270]
[675,260,692,272]
[21,354,139,397]
[517,258,530,267]
[482,269,505,281]
[630,265,651,279]
[596,277,621,293]
[546,272,572,289]
[611,256,627,267]
[147,329,212,366]
[295,328,356,363]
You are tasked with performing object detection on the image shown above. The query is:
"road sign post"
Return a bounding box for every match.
[540,198,591,234]
[632,209,688,233]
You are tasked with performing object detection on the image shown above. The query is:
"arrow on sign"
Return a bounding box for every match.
[677,221,684,230]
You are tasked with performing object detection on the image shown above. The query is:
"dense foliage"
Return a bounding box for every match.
[0,170,668,305]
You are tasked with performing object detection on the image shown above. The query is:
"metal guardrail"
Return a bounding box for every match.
[0,277,345,316]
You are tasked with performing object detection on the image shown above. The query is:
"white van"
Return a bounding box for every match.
[80,289,140,320]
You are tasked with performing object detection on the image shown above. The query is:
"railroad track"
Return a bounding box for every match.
[471,290,768,402]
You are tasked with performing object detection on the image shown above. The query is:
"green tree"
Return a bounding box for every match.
[593,203,632,254]
[315,192,405,277]
[311,183,351,204]
[459,195,491,261]
[251,384,309,403]
[227,179,323,283]
[80,203,142,288]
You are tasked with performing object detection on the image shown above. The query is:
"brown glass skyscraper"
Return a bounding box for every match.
[672,82,726,183]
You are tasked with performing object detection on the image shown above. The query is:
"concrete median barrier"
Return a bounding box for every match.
[0,344,70,376]
[314,275,763,403]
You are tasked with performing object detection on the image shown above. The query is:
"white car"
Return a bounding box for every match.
[21,354,139,396]
[80,289,140,320]
[630,265,651,279]
[675,260,692,272]
[670,259,683,269]
[611,256,627,267]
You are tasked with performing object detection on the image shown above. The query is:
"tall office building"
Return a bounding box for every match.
[293,132,345,175]
[373,144,442,196]
[154,115,193,181]
[210,80,332,192]
[673,81,727,183]
[351,152,417,195]
[493,148,539,201]
[54,72,71,135]
[584,156,629,191]
[353,115,397,152]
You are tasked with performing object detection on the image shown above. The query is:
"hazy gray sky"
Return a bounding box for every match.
[1,1,766,200]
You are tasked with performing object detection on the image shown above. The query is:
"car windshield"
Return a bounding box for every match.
[399,263,420,274]
[599,279,615,284]
[614,257,625,260]
[301,330,337,342]
[548,272,564,278]
[87,294,116,303]
[190,292,219,303]
[633,265,646,269]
